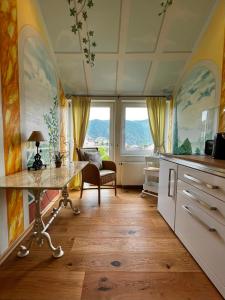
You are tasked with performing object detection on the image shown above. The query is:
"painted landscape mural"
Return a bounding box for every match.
[173,65,218,155]
[19,28,61,223]
[20,31,60,167]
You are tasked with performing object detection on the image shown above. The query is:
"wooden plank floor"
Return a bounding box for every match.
[0,189,223,300]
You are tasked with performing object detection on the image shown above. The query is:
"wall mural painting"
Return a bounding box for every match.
[0,0,24,244]
[7,190,24,243]
[20,32,59,165]
[219,31,225,132]
[173,65,218,155]
[19,28,60,223]
[43,95,60,165]
[59,81,68,157]
[28,190,58,223]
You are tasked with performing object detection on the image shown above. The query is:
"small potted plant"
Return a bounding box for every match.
[54,151,63,168]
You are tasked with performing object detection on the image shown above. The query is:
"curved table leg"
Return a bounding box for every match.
[42,232,64,258]
[17,232,37,257]
[52,186,80,215]
[17,189,64,258]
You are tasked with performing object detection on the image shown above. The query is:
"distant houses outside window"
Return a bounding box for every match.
[121,103,154,156]
[84,101,154,159]
[84,106,111,160]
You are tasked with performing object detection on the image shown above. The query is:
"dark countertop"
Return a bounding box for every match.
[161,154,225,178]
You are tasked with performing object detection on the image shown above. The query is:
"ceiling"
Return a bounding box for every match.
[38,0,217,96]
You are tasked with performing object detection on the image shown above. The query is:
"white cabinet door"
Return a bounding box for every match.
[175,183,225,297]
[158,159,177,230]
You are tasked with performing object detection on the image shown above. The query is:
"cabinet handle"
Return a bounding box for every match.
[183,173,219,190]
[168,168,176,198]
[168,169,172,197]
[182,205,217,233]
[183,189,217,211]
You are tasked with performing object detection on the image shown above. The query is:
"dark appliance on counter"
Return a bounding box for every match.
[212,132,225,159]
[205,139,214,156]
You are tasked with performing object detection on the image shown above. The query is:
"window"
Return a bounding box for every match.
[121,102,153,155]
[84,102,114,160]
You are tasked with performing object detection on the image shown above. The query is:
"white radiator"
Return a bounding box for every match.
[120,162,145,186]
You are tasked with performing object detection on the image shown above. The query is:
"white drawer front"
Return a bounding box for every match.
[178,165,225,202]
[178,180,225,226]
[175,191,225,296]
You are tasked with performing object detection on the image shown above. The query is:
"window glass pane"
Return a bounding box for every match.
[84,107,110,160]
[123,107,153,154]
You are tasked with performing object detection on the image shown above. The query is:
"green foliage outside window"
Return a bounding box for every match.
[98,146,110,160]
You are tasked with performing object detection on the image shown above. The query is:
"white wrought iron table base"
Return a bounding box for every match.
[52,186,80,215]
[17,186,79,258]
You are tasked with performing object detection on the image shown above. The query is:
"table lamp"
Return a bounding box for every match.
[28,131,47,170]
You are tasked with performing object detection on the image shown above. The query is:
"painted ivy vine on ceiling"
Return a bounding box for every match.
[158,0,173,16]
[67,0,96,67]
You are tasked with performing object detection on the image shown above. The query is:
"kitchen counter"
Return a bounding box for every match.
[161,154,225,178]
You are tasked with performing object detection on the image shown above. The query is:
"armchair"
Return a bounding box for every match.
[76,148,117,205]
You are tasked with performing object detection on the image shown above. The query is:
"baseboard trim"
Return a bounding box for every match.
[0,192,60,266]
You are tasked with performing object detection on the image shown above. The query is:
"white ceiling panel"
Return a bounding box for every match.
[39,0,81,52]
[163,0,215,52]
[88,0,121,53]
[37,0,218,96]
[145,60,186,94]
[126,0,163,53]
[89,60,117,94]
[120,61,151,94]
[56,54,86,94]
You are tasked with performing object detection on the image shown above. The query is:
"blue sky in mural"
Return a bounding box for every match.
[21,33,59,166]
[173,66,218,155]
[23,36,58,109]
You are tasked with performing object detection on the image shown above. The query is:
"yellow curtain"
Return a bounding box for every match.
[167,97,174,153]
[146,97,167,153]
[70,96,91,189]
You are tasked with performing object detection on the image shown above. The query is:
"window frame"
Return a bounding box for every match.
[120,101,153,156]
[84,100,115,160]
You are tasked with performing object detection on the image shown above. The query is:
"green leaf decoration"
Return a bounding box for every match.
[87,0,94,8]
[67,0,96,66]
[77,21,83,29]
[70,8,76,16]
[43,96,59,151]
[158,0,173,16]
[71,24,78,34]
[82,11,87,20]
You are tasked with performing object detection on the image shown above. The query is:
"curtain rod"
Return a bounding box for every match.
[66,94,172,99]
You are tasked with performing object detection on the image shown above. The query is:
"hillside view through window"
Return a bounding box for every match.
[84,105,154,158]
[123,107,153,154]
[84,107,110,160]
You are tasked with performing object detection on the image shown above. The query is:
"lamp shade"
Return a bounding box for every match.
[28,131,45,142]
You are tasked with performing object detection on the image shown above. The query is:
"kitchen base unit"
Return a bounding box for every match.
[158,155,225,298]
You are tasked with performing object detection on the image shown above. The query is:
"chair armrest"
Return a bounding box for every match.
[82,163,101,185]
[102,160,117,172]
